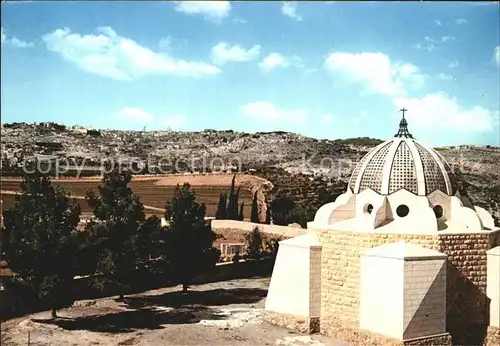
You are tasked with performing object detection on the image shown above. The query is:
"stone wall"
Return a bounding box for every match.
[438,231,500,345]
[316,229,500,345]
[319,315,451,346]
[211,220,306,245]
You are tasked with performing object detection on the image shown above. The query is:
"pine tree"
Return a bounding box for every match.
[250,191,259,223]
[86,166,152,300]
[215,192,227,219]
[162,183,219,293]
[2,173,81,319]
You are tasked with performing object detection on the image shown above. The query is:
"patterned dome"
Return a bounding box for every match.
[348,112,458,196]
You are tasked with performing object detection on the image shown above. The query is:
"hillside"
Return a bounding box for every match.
[1,122,499,223]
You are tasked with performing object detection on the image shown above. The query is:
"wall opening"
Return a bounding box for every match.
[396,204,409,217]
[433,205,444,218]
[364,203,374,214]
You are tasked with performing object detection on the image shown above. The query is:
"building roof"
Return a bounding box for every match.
[361,242,446,260]
[348,111,458,196]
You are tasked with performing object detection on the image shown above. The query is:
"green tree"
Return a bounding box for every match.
[215,192,227,219]
[264,203,271,224]
[270,197,298,226]
[238,202,245,221]
[226,175,241,220]
[86,166,154,300]
[2,173,81,319]
[250,192,259,223]
[244,227,263,260]
[162,183,219,292]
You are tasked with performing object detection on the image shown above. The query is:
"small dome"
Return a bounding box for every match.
[348,113,458,196]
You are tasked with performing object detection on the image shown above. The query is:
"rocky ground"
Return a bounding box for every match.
[0,277,349,346]
[1,122,499,223]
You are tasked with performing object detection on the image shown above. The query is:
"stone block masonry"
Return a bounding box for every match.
[438,232,500,345]
[317,229,500,345]
[487,246,500,328]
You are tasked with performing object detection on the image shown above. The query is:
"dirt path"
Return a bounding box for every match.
[1,278,349,346]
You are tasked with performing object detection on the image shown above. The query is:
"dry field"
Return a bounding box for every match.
[0,277,349,346]
[0,174,265,218]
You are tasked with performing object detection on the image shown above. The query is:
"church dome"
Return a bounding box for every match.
[348,112,458,196]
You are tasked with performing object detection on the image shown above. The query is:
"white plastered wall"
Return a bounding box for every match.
[403,258,446,339]
[265,232,321,318]
[360,242,447,340]
[487,246,500,328]
[449,196,483,231]
[360,251,404,340]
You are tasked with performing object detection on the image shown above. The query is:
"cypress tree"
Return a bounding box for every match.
[226,175,236,219]
[215,192,227,219]
[250,191,259,223]
[232,186,241,220]
[238,202,245,221]
[264,203,271,224]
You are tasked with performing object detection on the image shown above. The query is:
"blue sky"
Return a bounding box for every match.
[1,1,499,146]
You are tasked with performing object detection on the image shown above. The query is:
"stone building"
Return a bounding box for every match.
[265,111,500,346]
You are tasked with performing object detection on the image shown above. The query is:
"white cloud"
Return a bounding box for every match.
[1,26,33,48]
[172,1,231,22]
[158,36,172,50]
[437,73,453,80]
[440,35,455,43]
[323,52,427,96]
[434,19,443,26]
[211,42,261,65]
[392,93,497,133]
[414,36,435,51]
[42,27,220,81]
[233,17,248,25]
[448,60,460,68]
[114,107,187,130]
[414,42,435,52]
[239,101,307,124]
[258,53,302,71]
[455,18,468,25]
[281,2,303,22]
[494,46,499,65]
[414,36,454,51]
[321,114,334,124]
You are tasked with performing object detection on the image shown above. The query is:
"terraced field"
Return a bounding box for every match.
[0,176,255,218]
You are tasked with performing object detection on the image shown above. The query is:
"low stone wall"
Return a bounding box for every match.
[316,229,500,345]
[485,326,500,346]
[263,311,320,334]
[212,220,307,244]
[320,316,451,346]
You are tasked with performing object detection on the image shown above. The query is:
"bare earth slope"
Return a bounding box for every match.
[1,123,499,223]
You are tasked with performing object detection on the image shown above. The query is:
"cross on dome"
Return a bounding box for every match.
[394,107,413,139]
[400,107,407,119]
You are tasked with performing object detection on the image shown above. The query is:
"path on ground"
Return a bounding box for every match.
[1,278,349,346]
